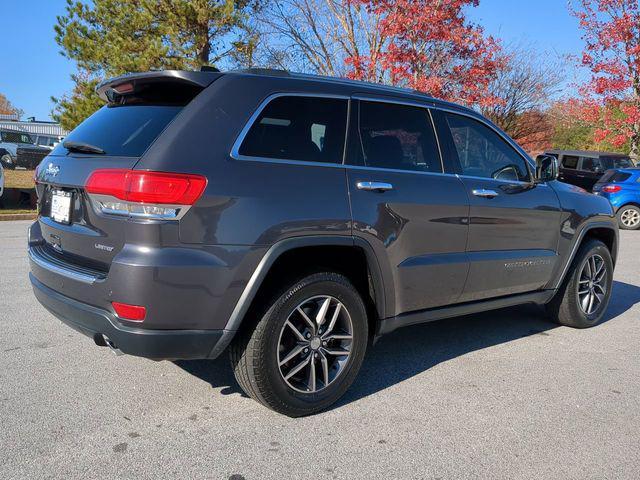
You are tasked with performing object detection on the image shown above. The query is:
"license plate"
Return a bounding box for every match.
[51,190,73,224]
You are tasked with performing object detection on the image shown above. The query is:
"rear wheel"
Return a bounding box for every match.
[546,239,613,328]
[230,272,368,417]
[617,205,640,230]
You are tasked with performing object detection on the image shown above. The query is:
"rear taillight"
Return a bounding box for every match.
[112,302,146,322]
[602,185,622,193]
[85,169,207,220]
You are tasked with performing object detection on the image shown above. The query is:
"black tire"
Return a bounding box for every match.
[546,239,613,328]
[229,272,368,417]
[0,153,15,170]
[616,205,640,230]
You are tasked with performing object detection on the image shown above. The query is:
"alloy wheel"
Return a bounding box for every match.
[577,254,607,315]
[277,295,353,393]
[620,208,640,228]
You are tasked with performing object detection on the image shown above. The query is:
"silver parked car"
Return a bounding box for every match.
[0,129,36,169]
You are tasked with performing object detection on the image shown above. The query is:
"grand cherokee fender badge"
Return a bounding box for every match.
[504,259,551,269]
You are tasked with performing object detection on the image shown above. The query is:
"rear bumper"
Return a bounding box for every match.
[30,273,231,360]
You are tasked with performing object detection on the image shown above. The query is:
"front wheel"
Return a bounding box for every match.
[617,205,640,230]
[0,154,14,170]
[546,239,613,328]
[230,272,368,417]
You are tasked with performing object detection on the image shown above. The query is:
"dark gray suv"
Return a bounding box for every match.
[29,69,618,416]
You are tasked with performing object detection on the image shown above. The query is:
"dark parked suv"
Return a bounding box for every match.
[29,69,618,416]
[547,149,635,191]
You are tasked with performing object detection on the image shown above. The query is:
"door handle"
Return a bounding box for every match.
[356,181,394,192]
[471,188,498,198]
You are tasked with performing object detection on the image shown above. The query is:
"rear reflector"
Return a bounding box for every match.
[86,170,207,205]
[602,185,622,193]
[112,302,146,322]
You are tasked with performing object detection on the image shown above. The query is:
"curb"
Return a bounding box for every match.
[0,213,37,221]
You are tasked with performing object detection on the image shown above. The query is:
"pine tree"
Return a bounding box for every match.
[53,0,256,130]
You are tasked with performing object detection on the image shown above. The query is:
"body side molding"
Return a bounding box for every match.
[377,290,556,336]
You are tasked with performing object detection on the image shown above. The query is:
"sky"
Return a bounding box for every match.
[0,0,586,122]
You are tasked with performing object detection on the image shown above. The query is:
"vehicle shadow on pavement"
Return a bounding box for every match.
[336,280,640,409]
[174,280,640,406]
[174,357,246,396]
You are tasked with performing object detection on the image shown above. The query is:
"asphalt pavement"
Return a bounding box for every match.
[1,220,639,479]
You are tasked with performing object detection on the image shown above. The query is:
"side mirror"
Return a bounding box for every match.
[535,154,558,182]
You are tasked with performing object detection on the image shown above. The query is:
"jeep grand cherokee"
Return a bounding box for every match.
[29,69,618,416]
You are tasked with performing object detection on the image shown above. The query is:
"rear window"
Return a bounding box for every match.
[598,171,632,183]
[51,105,181,157]
[238,96,348,163]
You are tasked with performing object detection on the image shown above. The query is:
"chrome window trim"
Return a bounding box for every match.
[347,163,457,178]
[456,173,548,187]
[230,92,351,165]
[229,91,542,185]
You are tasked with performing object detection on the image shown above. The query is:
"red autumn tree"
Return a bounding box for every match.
[345,0,505,107]
[571,0,640,156]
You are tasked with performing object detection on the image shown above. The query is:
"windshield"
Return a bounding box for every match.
[1,131,34,144]
[51,105,182,157]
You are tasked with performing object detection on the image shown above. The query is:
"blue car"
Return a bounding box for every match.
[593,168,640,230]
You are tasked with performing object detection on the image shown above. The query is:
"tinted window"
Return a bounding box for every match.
[443,113,530,181]
[51,105,182,157]
[1,131,33,144]
[562,155,579,169]
[581,157,603,172]
[239,96,348,163]
[612,172,632,182]
[608,156,634,168]
[354,101,441,172]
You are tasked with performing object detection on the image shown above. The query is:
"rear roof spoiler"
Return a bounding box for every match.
[96,70,221,101]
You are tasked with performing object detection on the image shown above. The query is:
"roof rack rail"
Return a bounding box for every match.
[200,65,220,72]
[231,68,291,77]
[289,72,432,98]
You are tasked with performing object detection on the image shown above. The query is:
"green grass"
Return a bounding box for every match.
[3,169,35,189]
[0,209,36,215]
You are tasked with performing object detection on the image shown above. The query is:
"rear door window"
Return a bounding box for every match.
[238,96,348,164]
[51,105,182,157]
[581,157,603,172]
[349,100,442,173]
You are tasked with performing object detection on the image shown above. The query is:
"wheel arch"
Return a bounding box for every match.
[616,201,640,212]
[224,236,389,336]
[552,222,618,290]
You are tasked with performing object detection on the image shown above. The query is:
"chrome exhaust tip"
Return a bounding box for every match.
[102,334,124,356]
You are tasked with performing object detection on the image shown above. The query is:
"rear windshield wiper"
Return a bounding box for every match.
[63,140,106,155]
